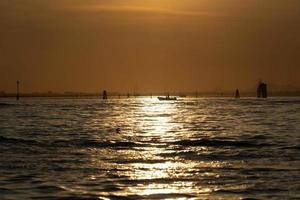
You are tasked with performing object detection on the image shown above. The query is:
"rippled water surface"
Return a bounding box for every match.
[0,97,299,199]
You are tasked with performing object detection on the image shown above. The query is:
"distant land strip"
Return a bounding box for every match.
[0,91,300,98]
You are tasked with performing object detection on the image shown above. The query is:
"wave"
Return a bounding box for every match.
[0,136,144,149]
[215,187,288,195]
[0,136,272,150]
[159,150,274,161]
[0,103,14,107]
[31,196,103,200]
[172,138,270,148]
[0,136,39,145]
[78,140,144,148]
[280,145,300,150]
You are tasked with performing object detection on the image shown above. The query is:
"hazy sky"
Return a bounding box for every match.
[1,0,299,93]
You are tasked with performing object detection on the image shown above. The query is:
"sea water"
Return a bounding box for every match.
[0,97,299,199]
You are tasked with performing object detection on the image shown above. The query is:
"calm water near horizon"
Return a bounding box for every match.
[0,97,299,199]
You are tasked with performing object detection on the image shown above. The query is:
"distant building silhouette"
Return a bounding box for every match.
[102,90,108,99]
[257,81,268,98]
[235,89,240,98]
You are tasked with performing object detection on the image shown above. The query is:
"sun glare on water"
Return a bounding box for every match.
[110,98,222,197]
[66,98,245,198]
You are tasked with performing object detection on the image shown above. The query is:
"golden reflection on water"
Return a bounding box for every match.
[119,99,215,197]
[137,99,177,137]
[81,98,244,199]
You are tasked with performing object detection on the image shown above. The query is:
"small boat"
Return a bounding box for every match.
[158,94,177,101]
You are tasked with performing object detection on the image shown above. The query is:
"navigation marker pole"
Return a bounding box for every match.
[16,81,20,101]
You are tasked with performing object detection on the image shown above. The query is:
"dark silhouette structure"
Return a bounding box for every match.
[102,90,108,99]
[257,81,268,98]
[158,93,177,101]
[235,89,240,98]
[16,81,20,100]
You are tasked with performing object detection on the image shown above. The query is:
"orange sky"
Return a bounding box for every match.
[0,0,299,93]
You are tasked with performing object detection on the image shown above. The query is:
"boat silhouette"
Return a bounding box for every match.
[158,94,177,101]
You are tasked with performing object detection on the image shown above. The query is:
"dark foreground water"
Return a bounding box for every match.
[0,97,299,199]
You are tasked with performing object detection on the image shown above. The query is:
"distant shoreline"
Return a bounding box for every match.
[1,91,300,98]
